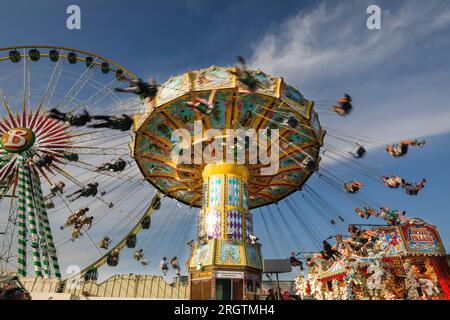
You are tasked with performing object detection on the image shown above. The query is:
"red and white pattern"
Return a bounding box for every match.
[0,94,75,186]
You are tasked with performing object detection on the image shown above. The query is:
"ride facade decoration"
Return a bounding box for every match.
[133,65,324,300]
[296,219,450,300]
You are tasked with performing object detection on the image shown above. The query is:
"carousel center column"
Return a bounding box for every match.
[188,163,263,300]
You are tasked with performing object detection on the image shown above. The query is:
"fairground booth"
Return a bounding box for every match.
[297,219,450,300]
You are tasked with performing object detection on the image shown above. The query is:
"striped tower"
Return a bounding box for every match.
[21,159,43,277]
[16,158,28,276]
[30,168,61,279]
[29,169,51,278]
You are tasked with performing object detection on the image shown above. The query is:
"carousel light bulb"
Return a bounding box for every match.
[205,212,217,228]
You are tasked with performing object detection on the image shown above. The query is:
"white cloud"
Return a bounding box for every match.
[249,1,450,148]
[250,1,450,82]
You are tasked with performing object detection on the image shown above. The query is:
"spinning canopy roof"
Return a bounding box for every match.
[132,66,325,208]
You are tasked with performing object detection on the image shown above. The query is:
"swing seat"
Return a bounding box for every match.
[9,50,21,63]
[84,269,98,281]
[49,49,59,62]
[101,62,110,74]
[107,254,119,267]
[85,56,94,68]
[141,216,151,229]
[351,145,366,158]
[29,48,40,62]
[67,52,77,64]
[126,235,136,248]
[151,195,161,210]
[115,69,125,80]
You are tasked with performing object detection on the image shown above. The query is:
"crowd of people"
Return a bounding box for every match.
[265,288,296,300]
[354,206,407,226]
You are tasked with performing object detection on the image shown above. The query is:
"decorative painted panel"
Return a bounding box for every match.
[209,176,223,207]
[400,224,445,255]
[156,74,188,106]
[190,242,213,268]
[281,83,309,119]
[218,240,243,265]
[253,71,278,96]
[377,227,406,256]
[227,210,243,240]
[227,176,240,206]
[194,66,233,90]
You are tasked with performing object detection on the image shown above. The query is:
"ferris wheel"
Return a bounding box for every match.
[0,45,162,280]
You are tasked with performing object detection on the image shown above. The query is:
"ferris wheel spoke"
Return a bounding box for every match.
[0,158,18,183]
[69,78,123,114]
[65,160,142,184]
[22,50,31,127]
[51,182,104,258]
[87,161,141,183]
[0,91,19,128]
[36,121,71,142]
[0,67,24,82]
[57,58,98,112]
[91,183,143,227]
[0,185,18,267]
[41,50,66,112]
[0,117,13,132]
[34,115,69,138]
[50,164,138,224]
[100,97,144,115]
[0,120,8,134]
[72,128,130,145]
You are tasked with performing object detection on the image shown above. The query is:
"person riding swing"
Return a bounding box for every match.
[330,94,353,116]
[87,114,133,131]
[386,139,425,158]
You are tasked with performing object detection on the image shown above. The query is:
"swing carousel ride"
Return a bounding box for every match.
[132,63,323,299]
[0,47,449,300]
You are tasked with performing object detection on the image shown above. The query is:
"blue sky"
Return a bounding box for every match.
[1,0,450,281]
